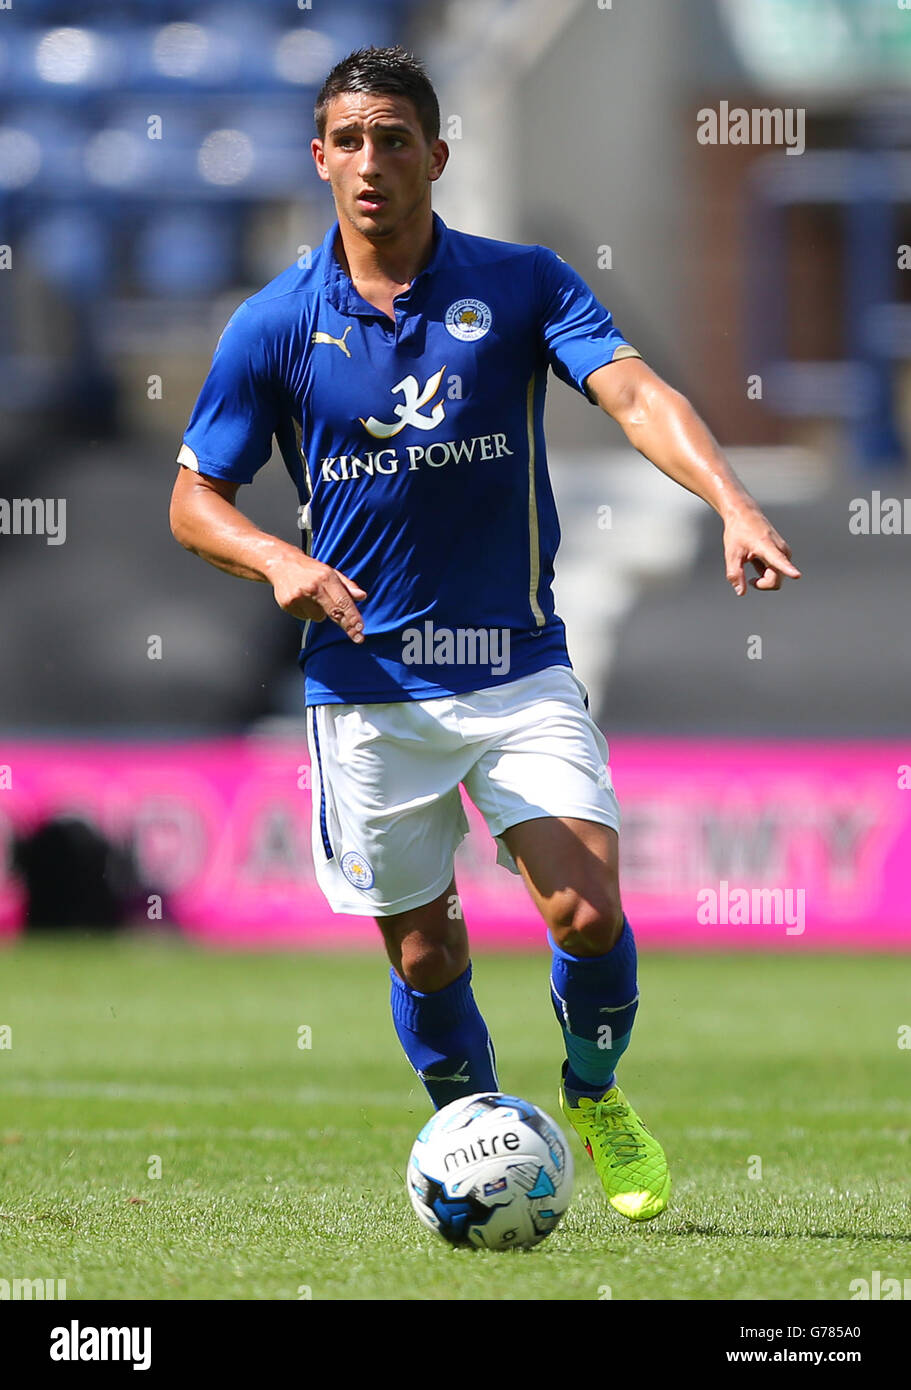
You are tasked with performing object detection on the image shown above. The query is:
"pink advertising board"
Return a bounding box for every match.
[0,739,908,948]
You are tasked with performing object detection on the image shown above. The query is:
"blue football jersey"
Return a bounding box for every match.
[177,212,640,705]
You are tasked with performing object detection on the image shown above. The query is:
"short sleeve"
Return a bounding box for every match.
[535,246,640,402]
[176,301,279,484]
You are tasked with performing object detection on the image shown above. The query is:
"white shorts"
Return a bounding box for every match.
[305,664,621,917]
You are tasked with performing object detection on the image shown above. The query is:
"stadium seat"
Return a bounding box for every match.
[133,206,235,296]
[0,0,427,429]
[24,208,111,295]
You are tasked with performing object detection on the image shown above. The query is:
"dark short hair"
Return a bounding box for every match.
[314,45,440,144]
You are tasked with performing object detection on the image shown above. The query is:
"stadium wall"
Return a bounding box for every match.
[0,740,907,948]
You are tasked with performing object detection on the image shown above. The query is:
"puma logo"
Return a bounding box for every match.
[417,1060,470,1085]
[312,325,353,358]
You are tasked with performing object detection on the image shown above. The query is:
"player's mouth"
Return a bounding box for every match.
[356,190,388,212]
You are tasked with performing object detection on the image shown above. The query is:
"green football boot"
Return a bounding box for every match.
[559,1076,670,1221]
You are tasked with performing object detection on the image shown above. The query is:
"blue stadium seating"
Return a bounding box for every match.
[24,207,112,295]
[134,205,235,296]
[0,0,424,422]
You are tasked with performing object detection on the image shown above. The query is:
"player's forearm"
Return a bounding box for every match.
[170,485,300,584]
[613,377,757,522]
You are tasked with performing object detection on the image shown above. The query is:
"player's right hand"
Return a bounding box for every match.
[270,556,367,644]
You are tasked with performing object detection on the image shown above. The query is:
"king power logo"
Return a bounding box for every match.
[317,364,516,480]
[320,432,514,482]
[361,365,447,438]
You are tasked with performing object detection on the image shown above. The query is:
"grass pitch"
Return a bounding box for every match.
[1,937,908,1300]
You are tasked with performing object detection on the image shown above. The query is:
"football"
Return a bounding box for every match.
[406,1092,574,1250]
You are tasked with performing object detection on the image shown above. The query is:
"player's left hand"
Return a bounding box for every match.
[722,506,801,595]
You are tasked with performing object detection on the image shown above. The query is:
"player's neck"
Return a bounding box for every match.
[333,205,436,292]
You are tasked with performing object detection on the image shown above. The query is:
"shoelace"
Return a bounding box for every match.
[585,1099,646,1165]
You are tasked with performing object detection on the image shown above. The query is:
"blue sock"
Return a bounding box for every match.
[390,961,498,1110]
[549,916,639,1100]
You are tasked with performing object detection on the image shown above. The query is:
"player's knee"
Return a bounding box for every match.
[398,934,469,992]
[548,888,624,956]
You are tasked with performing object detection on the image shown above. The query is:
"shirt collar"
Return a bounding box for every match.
[320,211,449,315]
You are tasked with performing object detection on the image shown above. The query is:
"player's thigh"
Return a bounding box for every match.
[459,666,623,952]
[501,816,623,956]
[377,877,470,992]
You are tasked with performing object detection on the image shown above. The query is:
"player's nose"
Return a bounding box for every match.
[357,137,380,172]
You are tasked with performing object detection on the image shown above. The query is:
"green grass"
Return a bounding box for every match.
[0,938,908,1300]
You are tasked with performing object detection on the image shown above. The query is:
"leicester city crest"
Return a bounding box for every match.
[445,298,492,342]
[340,850,375,890]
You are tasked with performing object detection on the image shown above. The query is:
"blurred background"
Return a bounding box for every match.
[0,0,908,943]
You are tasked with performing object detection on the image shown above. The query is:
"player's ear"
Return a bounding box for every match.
[428,139,449,183]
[311,137,330,181]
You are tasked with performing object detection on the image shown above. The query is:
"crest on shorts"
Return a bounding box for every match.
[445,298,492,342]
[340,850,375,890]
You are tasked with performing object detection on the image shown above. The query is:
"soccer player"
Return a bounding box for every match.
[170,46,800,1222]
